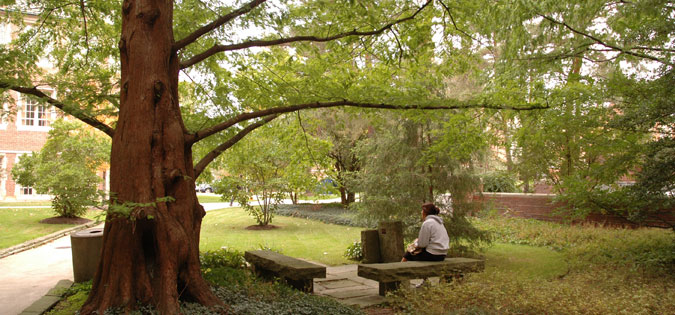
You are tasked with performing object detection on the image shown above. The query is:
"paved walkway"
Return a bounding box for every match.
[315,264,385,307]
[0,198,351,315]
[0,233,78,315]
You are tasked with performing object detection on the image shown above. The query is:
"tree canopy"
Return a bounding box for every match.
[0,0,672,313]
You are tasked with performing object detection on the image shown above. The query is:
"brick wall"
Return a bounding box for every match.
[0,128,49,152]
[474,192,675,228]
[0,92,50,201]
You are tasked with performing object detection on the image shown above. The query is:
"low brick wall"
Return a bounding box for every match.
[473,193,675,228]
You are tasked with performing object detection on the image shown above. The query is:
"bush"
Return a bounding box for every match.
[199,248,247,270]
[343,240,363,261]
[481,171,518,193]
[11,120,109,218]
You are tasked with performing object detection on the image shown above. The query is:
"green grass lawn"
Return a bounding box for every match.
[0,201,52,207]
[0,208,101,249]
[197,195,226,203]
[200,207,361,265]
[298,193,340,201]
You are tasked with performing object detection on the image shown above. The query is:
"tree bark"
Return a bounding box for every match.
[80,1,222,313]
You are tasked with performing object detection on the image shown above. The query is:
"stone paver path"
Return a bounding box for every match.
[315,264,386,307]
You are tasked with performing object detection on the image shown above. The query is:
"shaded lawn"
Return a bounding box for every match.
[200,207,361,266]
[0,208,101,249]
[387,216,674,314]
[485,243,567,280]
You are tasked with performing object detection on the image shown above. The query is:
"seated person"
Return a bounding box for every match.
[402,202,449,262]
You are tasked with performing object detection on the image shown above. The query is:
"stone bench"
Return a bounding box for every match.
[358,257,485,296]
[244,250,326,293]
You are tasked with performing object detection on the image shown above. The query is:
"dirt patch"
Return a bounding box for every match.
[245,224,280,230]
[39,216,92,225]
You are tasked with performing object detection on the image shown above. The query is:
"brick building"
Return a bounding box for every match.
[0,11,109,201]
[0,92,57,201]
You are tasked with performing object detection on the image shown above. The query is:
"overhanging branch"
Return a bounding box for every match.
[173,0,268,52]
[0,82,115,137]
[193,114,278,177]
[187,98,548,144]
[540,14,673,66]
[180,0,433,69]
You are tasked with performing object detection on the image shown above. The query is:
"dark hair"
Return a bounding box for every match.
[422,203,440,216]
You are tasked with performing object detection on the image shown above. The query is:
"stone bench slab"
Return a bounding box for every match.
[245,250,326,280]
[245,250,326,292]
[357,257,485,295]
[358,257,484,282]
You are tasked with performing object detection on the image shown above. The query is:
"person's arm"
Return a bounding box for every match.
[416,221,431,248]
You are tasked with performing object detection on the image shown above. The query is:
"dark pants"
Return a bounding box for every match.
[403,248,446,261]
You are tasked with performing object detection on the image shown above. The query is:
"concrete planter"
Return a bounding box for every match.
[70,228,103,283]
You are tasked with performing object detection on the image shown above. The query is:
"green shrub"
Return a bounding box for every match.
[199,248,247,270]
[481,171,518,193]
[343,240,363,261]
[11,120,109,218]
[202,266,254,288]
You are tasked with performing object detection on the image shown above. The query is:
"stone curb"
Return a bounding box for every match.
[19,279,73,315]
[0,221,101,259]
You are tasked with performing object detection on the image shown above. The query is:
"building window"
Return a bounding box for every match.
[22,98,50,127]
[21,186,33,195]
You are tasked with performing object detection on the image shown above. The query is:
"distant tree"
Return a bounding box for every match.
[466,0,673,226]
[215,118,329,225]
[557,71,675,228]
[352,110,491,249]
[306,108,371,206]
[12,119,109,218]
[215,126,286,227]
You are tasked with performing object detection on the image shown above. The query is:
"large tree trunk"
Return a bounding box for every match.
[81,1,222,313]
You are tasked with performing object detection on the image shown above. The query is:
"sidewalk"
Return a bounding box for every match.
[0,233,78,315]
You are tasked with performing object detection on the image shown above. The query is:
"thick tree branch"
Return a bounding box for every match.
[0,82,115,137]
[193,114,278,177]
[540,15,673,66]
[180,0,433,69]
[173,0,267,51]
[187,98,548,144]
